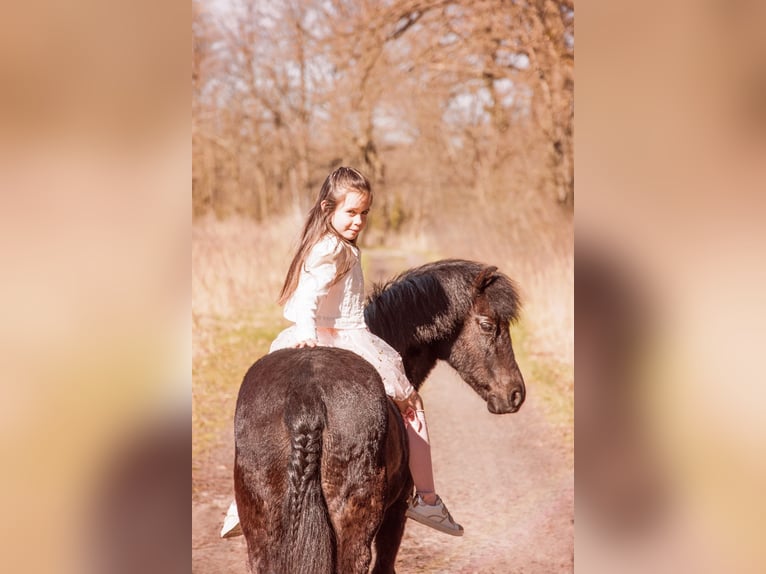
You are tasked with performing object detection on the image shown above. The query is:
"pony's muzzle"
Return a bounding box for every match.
[487,386,525,414]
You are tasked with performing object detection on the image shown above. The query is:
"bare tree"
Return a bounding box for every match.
[192,0,574,224]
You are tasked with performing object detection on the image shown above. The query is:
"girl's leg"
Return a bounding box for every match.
[404,408,464,536]
[405,409,436,501]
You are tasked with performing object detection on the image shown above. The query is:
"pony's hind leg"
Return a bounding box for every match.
[235,454,287,573]
[237,487,281,573]
[326,469,386,574]
[371,496,409,574]
[237,489,274,573]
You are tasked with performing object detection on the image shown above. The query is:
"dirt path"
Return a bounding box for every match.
[393,364,573,573]
[192,251,573,573]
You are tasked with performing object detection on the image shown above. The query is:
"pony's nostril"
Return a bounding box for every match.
[511,389,523,408]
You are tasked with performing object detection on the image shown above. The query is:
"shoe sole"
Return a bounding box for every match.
[406,510,464,537]
[220,523,243,539]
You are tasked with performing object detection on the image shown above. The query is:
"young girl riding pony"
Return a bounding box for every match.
[221,166,462,538]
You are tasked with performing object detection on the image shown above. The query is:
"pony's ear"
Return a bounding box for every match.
[473,266,499,294]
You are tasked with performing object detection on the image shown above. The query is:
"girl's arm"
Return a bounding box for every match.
[291,237,339,345]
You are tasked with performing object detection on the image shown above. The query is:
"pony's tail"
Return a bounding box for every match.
[283,392,335,573]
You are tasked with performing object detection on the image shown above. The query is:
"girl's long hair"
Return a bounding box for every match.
[278,167,373,306]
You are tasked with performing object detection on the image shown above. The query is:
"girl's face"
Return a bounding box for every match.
[329,190,371,242]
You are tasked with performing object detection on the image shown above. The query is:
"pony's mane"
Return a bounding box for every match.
[364,259,521,351]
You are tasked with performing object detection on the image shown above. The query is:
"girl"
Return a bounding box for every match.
[221,166,462,538]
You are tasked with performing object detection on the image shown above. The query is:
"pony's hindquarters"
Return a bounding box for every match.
[234,347,392,574]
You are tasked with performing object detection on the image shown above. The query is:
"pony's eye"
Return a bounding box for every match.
[479,320,495,333]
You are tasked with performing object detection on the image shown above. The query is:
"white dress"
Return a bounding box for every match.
[270,234,414,401]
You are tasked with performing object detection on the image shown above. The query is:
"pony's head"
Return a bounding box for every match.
[366,260,526,414]
[444,265,525,414]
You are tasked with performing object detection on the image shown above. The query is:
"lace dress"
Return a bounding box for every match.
[270,234,414,401]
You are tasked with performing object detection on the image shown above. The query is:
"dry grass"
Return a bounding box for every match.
[517,247,574,447]
[192,213,302,465]
[192,213,302,322]
[517,246,574,366]
[192,212,307,364]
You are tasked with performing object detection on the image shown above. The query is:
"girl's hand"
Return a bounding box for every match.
[293,339,318,348]
[394,389,423,416]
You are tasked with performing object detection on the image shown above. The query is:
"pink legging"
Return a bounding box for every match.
[404,409,436,496]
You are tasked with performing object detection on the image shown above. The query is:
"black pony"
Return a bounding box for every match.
[234,260,525,573]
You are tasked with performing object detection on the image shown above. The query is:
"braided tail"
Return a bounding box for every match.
[283,394,335,573]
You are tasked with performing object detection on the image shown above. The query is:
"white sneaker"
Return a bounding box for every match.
[220,500,243,538]
[406,494,464,536]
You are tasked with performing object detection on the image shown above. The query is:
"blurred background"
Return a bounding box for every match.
[577,0,766,572]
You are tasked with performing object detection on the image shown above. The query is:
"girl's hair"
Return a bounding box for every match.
[278,166,373,306]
